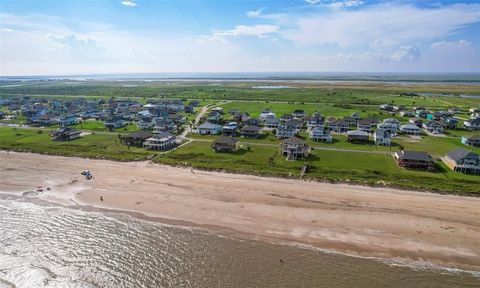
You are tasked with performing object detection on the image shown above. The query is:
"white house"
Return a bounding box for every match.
[260,111,276,121]
[400,124,421,135]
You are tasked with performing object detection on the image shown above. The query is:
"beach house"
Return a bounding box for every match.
[143,132,176,150]
[347,130,369,143]
[58,113,78,126]
[276,123,297,139]
[443,148,480,174]
[328,119,349,133]
[309,126,332,142]
[461,135,480,147]
[260,109,276,121]
[104,115,124,130]
[305,112,324,128]
[50,127,81,141]
[374,129,391,146]
[423,121,444,134]
[241,126,262,138]
[264,118,280,128]
[394,150,434,170]
[357,118,379,132]
[198,122,222,135]
[400,124,421,135]
[279,136,310,161]
[292,109,306,118]
[464,118,480,131]
[211,136,239,152]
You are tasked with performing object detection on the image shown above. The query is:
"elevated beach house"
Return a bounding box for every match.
[462,135,480,147]
[357,118,379,133]
[260,109,276,121]
[443,148,480,174]
[279,136,310,161]
[292,109,306,118]
[241,125,262,138]
[58,113,78,126]
[464,118,480,131]
[347,130,369,143]
[377,118,400,134]
[104,115,124,130]
[394,150,434,170]
[305,112,324,128]
[423,120,444,134]
[309,126,332,142]
[211,136,239,152]
[400,124,421,135]
[120,130,153,147]
[143,132,176,150]
[328,119,349,133]
[50,127,81,141]
[374,129,391,146]
[138,116,154,130]
[222,122,239,136]
[276,122,297,139]
[264,118,280,128]
[198,122,222,135]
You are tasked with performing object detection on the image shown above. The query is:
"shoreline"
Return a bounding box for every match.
[1,151,480,272]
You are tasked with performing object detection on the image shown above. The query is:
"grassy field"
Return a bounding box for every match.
[155,140,480,195]
[0,127,157,161]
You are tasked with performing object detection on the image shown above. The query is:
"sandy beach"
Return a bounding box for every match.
[1,151,480,271]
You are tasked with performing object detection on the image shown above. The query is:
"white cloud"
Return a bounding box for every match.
[282,3,480,48]
[431,39,472,49]
[390,46,421,62]
[199,24,279,43]
[305,0,321,4]
[121,1,137,7]
[304,0,363,8]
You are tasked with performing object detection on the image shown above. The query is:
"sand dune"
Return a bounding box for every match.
[1,151,480,271]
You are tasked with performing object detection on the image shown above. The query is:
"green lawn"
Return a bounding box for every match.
[0,127,157,161]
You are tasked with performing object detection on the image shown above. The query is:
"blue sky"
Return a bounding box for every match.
[1,0,480,75]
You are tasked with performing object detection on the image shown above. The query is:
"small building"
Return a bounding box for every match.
[241,125,262,138]
[143,132,176,150]
[279,136,310,161]
[276,123,297,139]
[305,112,324,128]
[464,118,480,131]
[351,112,360,120]
[377,122,397,135]
[357,118,378,132]
[242,117,262,127]
[461,135,480,147]
[198,122,222,135]
[443,117,458,129]
[416,110,428,118]
[328,119,349,133]
[138,116,154,130]
[342,116,357,127]
[206,111,223,124]
[50,127,81,141]
[292,109,306,118]
[443,148,480,174]
[423,120,444,134]
[374,129,391,146]
[58,113,78,126]
[280,114,294,122]
[347,130,369,143]
[211,136,239,152]
[121,130,153,147]
[222,122,238,136]
[104,116,124,130]
[260,110,276,121]
[309,126,332,142]
[394,150,434,170]
[400,124,421,135]
[264,118,280,128]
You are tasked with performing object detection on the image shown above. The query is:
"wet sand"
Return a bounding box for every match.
[1,151,480,272]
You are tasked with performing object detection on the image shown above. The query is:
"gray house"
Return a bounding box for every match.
[279,136,310,161]
[443,148,480,174]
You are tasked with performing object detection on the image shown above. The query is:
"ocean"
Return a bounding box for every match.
[0,196,478,288]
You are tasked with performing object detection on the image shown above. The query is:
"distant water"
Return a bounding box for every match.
[0,197,479,288]
[1,72,480,84]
